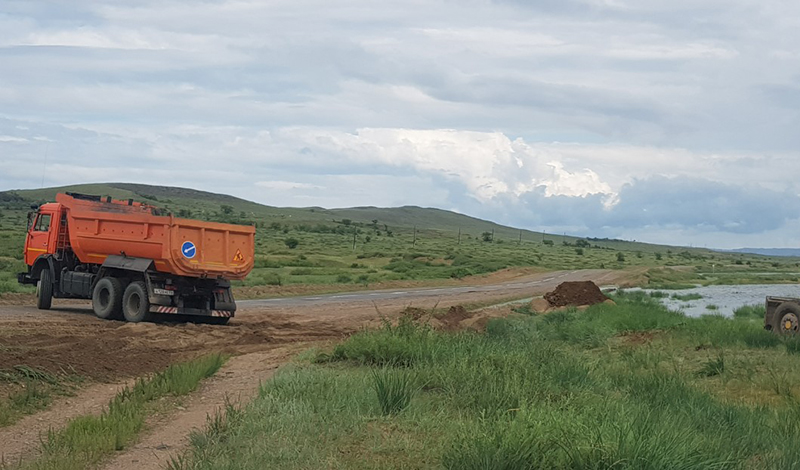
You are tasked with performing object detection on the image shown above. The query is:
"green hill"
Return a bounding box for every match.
[1,183,797,295]
[0,182,680,250]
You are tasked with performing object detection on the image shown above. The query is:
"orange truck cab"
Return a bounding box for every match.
[18,192,255,324]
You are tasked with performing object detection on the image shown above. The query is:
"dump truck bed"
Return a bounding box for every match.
[57,193,255,280]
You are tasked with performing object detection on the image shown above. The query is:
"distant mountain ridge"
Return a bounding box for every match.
[721,248,800,258]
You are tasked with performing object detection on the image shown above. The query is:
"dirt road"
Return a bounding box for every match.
[0,268,633,468]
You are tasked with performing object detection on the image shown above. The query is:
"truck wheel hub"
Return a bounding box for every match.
[781,313,799,333]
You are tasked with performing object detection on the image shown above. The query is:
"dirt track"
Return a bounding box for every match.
[0,268,635,467]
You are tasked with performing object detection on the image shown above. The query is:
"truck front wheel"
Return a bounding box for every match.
[93,277,124,320]
[36,269,53,310]
[122,281,151,323]
[775,302,800,335]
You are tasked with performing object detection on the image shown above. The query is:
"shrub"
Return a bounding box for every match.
[284,238,299,249]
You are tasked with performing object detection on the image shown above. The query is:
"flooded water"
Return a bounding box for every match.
[631,284,800,318]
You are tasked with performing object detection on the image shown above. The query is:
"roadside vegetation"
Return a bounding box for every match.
[10,353,225,470]
[170,294,800,469]
[2,184,800,296]
[0,366,83,427]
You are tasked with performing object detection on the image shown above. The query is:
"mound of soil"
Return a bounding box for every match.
[436,305,471,331]
[544,281,609,308]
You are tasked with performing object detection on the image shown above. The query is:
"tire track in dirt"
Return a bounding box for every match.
[0,380,133,464]
[102,345,308,470]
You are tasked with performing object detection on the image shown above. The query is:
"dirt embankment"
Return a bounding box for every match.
[0,309,352,382]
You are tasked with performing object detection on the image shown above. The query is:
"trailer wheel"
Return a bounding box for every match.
[775,302,800,335]
[36,268,53,310]
[93,277,124,320]
[122,281,151,323]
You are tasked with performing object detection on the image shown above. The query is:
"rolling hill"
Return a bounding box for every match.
[0,182,690,253]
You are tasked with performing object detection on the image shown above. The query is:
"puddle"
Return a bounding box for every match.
[629,284,800,318]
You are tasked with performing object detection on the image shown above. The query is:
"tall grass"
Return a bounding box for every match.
[0,366,80,428]
[169,297,800,469]
[371,367,416,415]
[19,353,225,470]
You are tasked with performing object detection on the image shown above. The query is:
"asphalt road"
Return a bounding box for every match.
[238,269,612,308]
[0,269,621,318]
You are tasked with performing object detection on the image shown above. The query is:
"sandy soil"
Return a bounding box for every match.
[0,268,640,468]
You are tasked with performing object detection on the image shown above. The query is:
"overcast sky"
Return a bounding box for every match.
[1,0,799,249]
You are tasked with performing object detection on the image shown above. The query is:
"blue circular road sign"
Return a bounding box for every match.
[181,241,197,259]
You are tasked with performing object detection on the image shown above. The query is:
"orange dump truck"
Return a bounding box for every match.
[17,192,255,324]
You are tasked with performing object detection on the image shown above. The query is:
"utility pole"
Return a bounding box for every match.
[457,227,461,245]
[412,225,417,246]
[518,229,522,245]
[352,229,357,250]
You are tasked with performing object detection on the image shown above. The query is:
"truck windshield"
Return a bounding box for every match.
[34,213,51,232]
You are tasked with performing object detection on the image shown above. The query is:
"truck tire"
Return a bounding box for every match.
[36,268,53,310]
[775,302,800,335]
[122,281,151,323]
[93,277,124,320]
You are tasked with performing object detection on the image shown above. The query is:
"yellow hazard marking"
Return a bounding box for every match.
[233,249,244,262]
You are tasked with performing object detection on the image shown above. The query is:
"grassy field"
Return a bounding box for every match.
[2,183,800,296]
[168,295,800,469]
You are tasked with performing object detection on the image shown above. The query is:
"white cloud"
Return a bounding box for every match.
[0,135,28,143]
[2,0,800,247]
[255,181,324,191]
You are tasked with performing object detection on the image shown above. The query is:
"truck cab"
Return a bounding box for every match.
[24,203,62,266]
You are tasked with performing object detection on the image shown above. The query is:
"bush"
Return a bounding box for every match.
[284,238,299,249]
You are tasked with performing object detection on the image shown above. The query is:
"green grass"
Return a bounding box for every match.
[16,353,226,470]
[672,292,703,301]
[371,367,417,415]
[170,296,800,469]
[0,365,82,427]
[3,183,800,295]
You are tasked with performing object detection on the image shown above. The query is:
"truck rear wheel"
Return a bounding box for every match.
[93,277,123,320]
[122,281,151,323]
[36,268,53,310]
[775,302,800,335]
